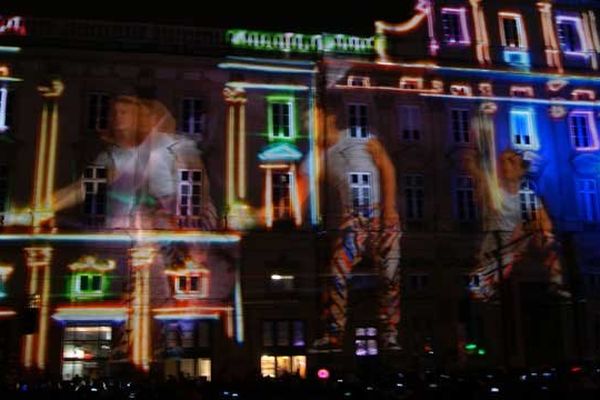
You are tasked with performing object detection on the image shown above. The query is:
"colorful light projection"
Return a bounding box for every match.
[498,12,530,69]
[129,246,155,372]
[164,258,211,300]
[67,256,116,301]
[22,246,52,371]
[0,231,241,244]
[0,16,25,36]
[470,0,490,65]
[0,263,13,298]
[52,305,128,322]
[375,0,437,62]
[538,1,563,72]
[227,30,374,55]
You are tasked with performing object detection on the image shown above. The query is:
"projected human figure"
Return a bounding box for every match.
[465,111,570,301]
[54,96,216,230]
[311,112,402,351]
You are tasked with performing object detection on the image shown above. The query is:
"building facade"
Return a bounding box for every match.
[0,0,599,381]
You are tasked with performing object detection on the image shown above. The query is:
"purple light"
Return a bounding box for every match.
[317,368,330,379]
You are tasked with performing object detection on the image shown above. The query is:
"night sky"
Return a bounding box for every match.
[1,0,414,35]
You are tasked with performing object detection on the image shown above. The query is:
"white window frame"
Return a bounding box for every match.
[450,108,470,143]
[569,111,599,150]
[272,171,292,221]
[349,172,372,217]
[269,100,294,140]
[577,178,599,222]
[499,12,528,49]
[510,108,537,149]
[177,169,203,228]
[519,179,539,222]
[398,105,422,141]
[82,166,107,224]
[348,103,369,139]
[174,274,209,298]
[355,327,378,356]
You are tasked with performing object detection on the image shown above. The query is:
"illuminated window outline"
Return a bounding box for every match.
[262,163,302,228]
[441,8,471,45]
[450,84,473,97]
[267,95,296,141]
[572,89,596,101]
[347,75,371,87]
[398,105,422,141]
[349,172,372,217]
[576,178,599,222]
[556,14,588,55]
[355,326,378,356]
[0,264,14,299]
[180,97,206,138]
[166,266,210,300]
[403,173,424,220]
[260,355,306,378]
[455,175,476,221]
[449,108,470,143]
[177,169,203,228]
[0,85,8,132]
[499,12,528,49]
[568,110,599,151]
[271,171,293,222]
[509,108,538,150]
[68,256,115,301]
[510,85,535,98]
[399,77,424,90]
[86,92,110,132]
[519,179,539,222]
[82,165,107,226]
[348,103,369,139]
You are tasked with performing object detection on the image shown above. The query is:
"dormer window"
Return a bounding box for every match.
[165,259,210,299]
[68,256,115,301]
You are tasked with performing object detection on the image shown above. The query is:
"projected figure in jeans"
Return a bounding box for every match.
[312,112,402,351]
[465,110,570,301]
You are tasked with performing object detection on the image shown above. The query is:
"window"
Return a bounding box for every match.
[450,109,470,143]
[0,265,13,298]
[76,274,103,294]
[355,327,378,356]
[262,320,305,348]
[272,172,292,221]
[510,86,534,98]
[348,76,370,87]
[408,273,429,292]
[399,77,423,90]
[399,105,421,141]
[180,98,205,138]
[577,179,599,222]
[178,169,202,228]
[510,108,536,149]
[404,174,424,220]
[82,166,107,225]
[349,172,372,217]
[268,98,295,140]
[348,104,369,139]
[499,13,527,48]
[441,8,470,44]
[0,86,9,132]
[177,358,211,381]
[260,355,306,378]
[62,326,112,381]
[455,176,476,221]
[86,93,110,131]
[556,15,585,53]
[519,179,539,222]
[174,274,208,297]
[0,164,7,213]
[569,111,599,150]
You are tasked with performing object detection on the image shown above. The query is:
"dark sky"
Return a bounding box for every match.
[1,0,415,35]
